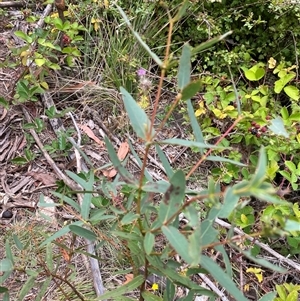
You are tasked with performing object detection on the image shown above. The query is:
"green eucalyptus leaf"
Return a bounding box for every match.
[5,240,13,264]
[178,43,191,89]
[242,249,286,272]
[249,147,267,187]
[201,256,248,301]
[142,180,170,193]
[156,145,174,178]
[17,274,37,301]
[206,156,246,166]
[120,87,155,140]
[187,226,202,265]
[147,256,215,296]
[160,138,220,150]
[129,139,152,181]
[219,186,240,218]
[162,225,193,263]
[191,31,232,55]
[69,225,97,241]
[164,279,175,301]
[0,259,13,272]
[187,99,204,153]
[173,0,189,22]
[158,170,185,223]
[105,137,137,184]
[121,212,139,225]
[51,191,80,212]
[40,221,83,247]
[200,219,218,246]
[144,232,155,255]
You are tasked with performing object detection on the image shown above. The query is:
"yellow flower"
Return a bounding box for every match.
[152,283,159,291]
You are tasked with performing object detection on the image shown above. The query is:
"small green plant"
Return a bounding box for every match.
[275,283,300,301]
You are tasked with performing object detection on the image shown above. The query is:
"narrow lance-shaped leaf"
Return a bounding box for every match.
[218,186,240,218]
[187,99,204,154]
[116,5,162,67]
[241,249,286,272]
[17,274,38,301]
[69,225,97,241]
[164,279,175,301]
[162,226,193,264]
[249,146,267,187]
[40,221,83,247]
[173,0,189,22]
[120,87,155,141]
[128,139,152,181]
[146,256,215,296]
[105,137,137,184]
[178,43,191,90]
[206,155,247,166]
[158,170,185,224]
[80,172,94,220]
[156,145,174,178]
[144,232,155,255]
[201,256,248,301]
[191,31,232,55]
[5,240,13,264]
[160,138,221,150]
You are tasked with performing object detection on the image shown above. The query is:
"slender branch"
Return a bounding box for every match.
[186,115,243,179]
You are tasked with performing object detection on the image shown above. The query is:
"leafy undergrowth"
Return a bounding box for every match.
[0,1,300,301]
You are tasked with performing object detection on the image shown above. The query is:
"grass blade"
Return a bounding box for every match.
[116,5,163,67]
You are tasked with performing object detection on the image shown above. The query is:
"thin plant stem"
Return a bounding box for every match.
[186,116,243,179]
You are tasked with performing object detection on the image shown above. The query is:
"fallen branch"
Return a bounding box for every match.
[215,217,300,273]
[0,1,26,8]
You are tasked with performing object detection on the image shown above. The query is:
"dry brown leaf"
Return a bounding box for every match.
[79,124,104,146]
[117,142,129,160]
[60,248,71,262]
[27,171,57,185]
[102,168,117,178]
[123,274,134,285]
